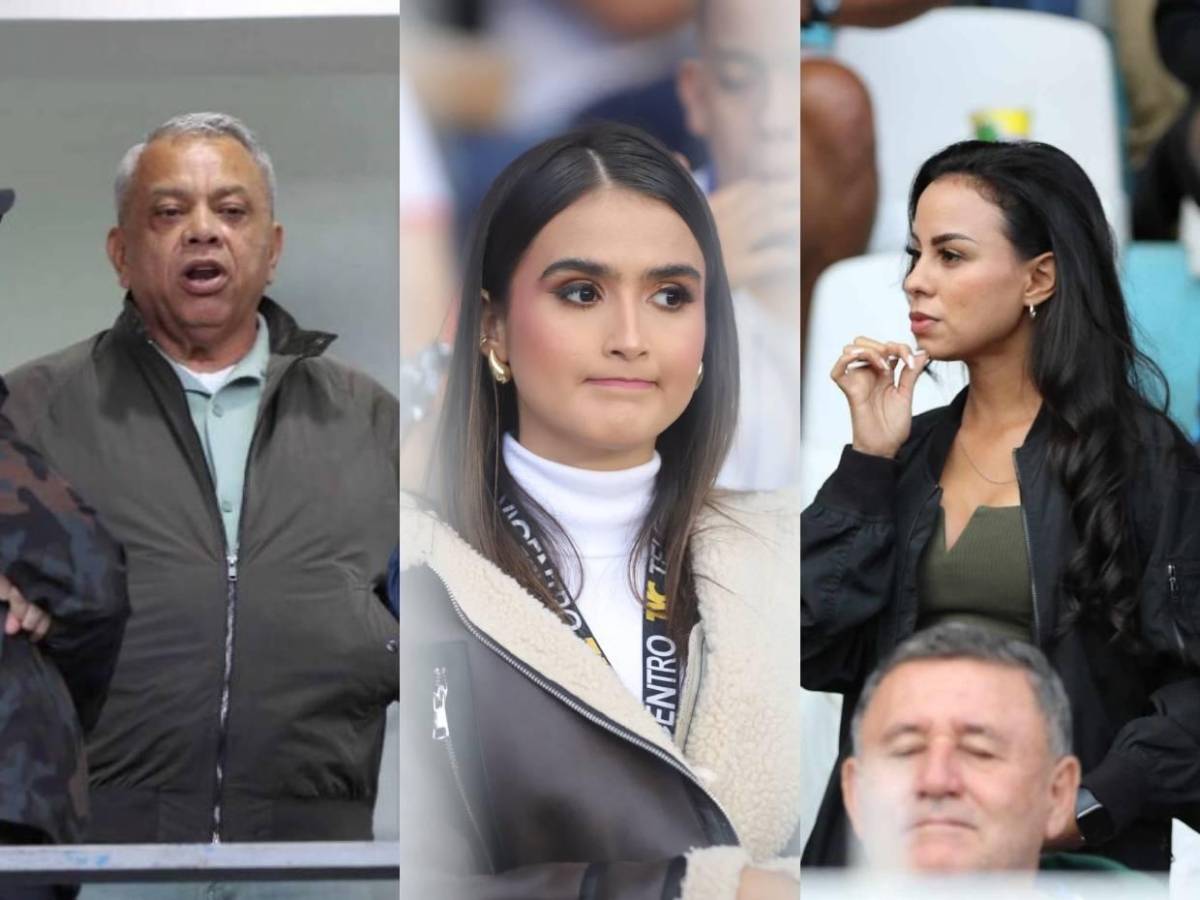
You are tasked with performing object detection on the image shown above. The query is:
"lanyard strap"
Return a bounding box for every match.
[499,495,682,736]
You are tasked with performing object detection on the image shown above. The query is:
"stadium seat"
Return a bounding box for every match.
[832,8,1126,254]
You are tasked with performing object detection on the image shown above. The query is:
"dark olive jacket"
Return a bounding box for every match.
[2,299,399,843]
[398,491,802,900]
[0,388,128,843]
[802,388,1200,871]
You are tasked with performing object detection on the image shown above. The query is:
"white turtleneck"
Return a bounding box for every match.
[503,433,660,702]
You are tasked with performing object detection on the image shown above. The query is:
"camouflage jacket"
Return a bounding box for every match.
[0,377,128,843]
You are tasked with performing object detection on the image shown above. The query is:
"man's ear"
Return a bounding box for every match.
[265,222,284,285]
[1043,754,1082,843]
[106,226,131,290]
[676,58,711,141]
[1024,251,1056,310]
[841,755,864,840]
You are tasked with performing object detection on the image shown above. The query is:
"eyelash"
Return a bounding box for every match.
[555,282,601,305]
[153,205,247,219]
[887,745,996,760]
[906,247,963,264]
[553,281,695,311]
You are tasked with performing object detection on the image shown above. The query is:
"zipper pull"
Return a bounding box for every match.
[1168,563,1178,599]
[226,553,239,582]
[432,666,449,741]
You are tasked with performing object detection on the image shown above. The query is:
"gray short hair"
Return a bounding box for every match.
[114,112,276,221]
[850,623,1073,759]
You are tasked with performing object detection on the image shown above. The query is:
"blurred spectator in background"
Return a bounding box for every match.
[0,404,127,900]
[1131,0,1200,239]
[1113,0,1188,188]
[407,0,695,243]
[677,0,802,489]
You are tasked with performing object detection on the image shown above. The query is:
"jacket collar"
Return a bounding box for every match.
[107,294,337,360]
[920,386,1053,484]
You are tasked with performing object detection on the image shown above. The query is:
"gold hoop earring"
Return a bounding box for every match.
[488,347,511,384]
[694,361,704,390]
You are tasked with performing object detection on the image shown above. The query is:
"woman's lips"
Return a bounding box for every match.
[909,312,937,336]
[586,378,655,390]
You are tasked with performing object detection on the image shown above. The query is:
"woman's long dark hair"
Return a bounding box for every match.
[909,140,1179,646]
[430,123,739,650]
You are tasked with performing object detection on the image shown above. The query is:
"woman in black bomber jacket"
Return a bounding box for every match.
[802,140,1200,873]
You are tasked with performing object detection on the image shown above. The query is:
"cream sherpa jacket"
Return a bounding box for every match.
[399,489,801,899]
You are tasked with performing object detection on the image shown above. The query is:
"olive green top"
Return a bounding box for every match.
[917,505,1034,643]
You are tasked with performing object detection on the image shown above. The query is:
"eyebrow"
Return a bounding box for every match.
[909,232,978,247]
[880,723,925,743]
[539,257,702,282]
[148,186,252,202]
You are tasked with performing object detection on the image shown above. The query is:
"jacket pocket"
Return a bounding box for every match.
[1158,559,1200,659]
[342,578,400,706]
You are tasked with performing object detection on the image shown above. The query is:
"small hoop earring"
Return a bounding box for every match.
[694,361,704,390]
[488,347,511,384]
[1028,304,1037,319]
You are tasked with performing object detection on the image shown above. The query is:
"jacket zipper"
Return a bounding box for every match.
[1167,563,1187,655]
[210,551,239,842]
[432,666,496,872]
[896,483,940,643]
[207,366,288,843]
[431,572,740,846]
[1013,450,1042,646]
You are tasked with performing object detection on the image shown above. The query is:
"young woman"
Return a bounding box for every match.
[802,140,1200,872]
[397,124,801,899]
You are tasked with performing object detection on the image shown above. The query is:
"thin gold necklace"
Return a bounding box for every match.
[957,434,1018,485]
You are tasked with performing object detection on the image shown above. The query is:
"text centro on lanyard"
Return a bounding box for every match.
[500,495,682,736]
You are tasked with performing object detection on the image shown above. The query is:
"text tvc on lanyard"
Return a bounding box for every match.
[500,495,682,736]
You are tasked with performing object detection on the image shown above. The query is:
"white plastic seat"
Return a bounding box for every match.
[832,7,1126,253]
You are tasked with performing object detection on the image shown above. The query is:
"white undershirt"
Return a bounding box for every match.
[176,362,236,394]
[503,434,659,701]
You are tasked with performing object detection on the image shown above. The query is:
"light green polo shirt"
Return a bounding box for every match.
[160,315,270,554]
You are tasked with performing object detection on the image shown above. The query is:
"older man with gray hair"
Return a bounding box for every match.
[2,113,398,861]
[840,623,1084,874]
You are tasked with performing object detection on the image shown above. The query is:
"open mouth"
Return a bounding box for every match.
[180,260,229,295]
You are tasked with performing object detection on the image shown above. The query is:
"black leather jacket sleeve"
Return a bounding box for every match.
[801,446,901,694]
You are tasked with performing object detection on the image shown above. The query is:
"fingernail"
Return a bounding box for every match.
[849,348,865,356]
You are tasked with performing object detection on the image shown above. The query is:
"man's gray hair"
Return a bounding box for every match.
[850,623,1073,759]
[113,112,276,221]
